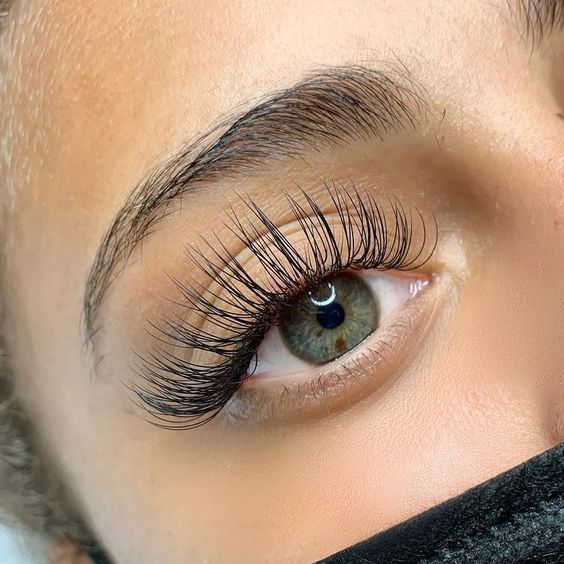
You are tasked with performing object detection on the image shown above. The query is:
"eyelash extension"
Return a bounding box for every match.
[132,184,437,430]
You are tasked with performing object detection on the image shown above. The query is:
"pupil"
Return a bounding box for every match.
[316,301,345,329]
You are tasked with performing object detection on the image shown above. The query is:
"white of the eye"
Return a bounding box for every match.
[249,272,425,379]
[362,272,418,320]
[248,326,313,376]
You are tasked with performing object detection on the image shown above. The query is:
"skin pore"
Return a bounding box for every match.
[1,1,563,562]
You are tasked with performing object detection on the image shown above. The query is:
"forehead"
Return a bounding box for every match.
[1,0,515,233]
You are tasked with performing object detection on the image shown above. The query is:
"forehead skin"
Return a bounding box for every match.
[1,1,564,563]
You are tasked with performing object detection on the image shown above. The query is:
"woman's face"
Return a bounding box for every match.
[2,1,563,562]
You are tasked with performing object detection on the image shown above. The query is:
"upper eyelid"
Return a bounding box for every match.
[131,187,436,429]
[82,63,432,348]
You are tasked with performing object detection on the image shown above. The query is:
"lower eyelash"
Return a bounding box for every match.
[132,182,437,430]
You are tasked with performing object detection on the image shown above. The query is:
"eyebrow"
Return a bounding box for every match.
[83,65,430,342]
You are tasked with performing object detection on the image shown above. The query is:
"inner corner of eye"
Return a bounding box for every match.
[246,270,428,379]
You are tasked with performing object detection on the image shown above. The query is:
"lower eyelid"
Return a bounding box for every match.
[223,272,450,428]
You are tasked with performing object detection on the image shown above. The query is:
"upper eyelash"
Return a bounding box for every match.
[131,183,437,430]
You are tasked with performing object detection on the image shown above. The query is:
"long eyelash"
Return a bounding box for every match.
[132,183,437,430]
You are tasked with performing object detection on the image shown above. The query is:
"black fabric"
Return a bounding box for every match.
[85,546,113,564]
[318,443,564,563]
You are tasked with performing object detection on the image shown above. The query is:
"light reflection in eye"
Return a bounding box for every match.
[309,281,338,307]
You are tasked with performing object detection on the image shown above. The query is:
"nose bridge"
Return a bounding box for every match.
[427,67,564,445]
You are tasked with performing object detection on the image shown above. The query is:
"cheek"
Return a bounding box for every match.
[81,340,548,564]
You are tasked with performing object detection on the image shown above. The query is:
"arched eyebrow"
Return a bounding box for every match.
[82,1,564,345]
[82,65,430,344]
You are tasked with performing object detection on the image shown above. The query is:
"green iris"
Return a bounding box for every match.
[280,273,379,364]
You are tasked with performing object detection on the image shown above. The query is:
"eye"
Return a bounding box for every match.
[250,270,426,379]
[132,186,439,430]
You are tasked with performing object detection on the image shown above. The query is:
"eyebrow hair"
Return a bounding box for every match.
[83,65,429,342]
[511,0,564,46]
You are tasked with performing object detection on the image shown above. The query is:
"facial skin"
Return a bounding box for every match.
[1,0,563,562]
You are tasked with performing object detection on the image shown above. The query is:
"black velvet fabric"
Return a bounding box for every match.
[318,443,563,563]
